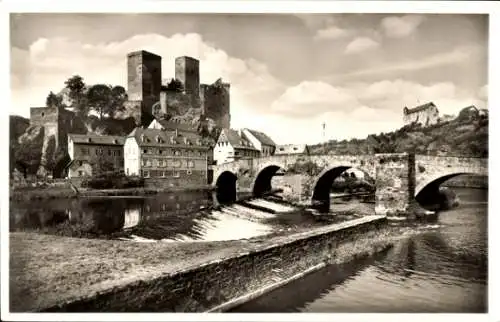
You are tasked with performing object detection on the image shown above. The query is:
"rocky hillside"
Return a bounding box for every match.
[310,109,488,158]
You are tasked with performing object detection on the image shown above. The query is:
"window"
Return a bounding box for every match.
[173,171,180,178]
[108,149,112,156]
[187,170,192,175]
[78,170,83,176]
[174,150,180,156]
[41,112,45,117]
[141,159,146,167]
[159,150,163,155]
[78,161,83,166]
[143,170,150,178]
[161,171,166,177]
[235,151,240,156]
[117,150,121,157]
[187,160,195,168]
[143,149,148,154]
[146,159,152,167]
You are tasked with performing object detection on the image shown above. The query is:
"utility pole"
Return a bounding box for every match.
[322,122,326,154]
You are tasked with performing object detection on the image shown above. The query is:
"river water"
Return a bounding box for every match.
[231,188,488,313]
[10,188,487,312]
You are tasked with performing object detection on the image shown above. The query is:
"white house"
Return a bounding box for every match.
[214,128,260,165]
[275,144,310,155]
[242,128,276,157]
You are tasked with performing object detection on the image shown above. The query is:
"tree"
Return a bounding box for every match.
[110,85,127,115]
[166,78,184,92]
[89,154,115,176]
[64,75,87,116]
[46,91,63,108]
[87,84,112,119]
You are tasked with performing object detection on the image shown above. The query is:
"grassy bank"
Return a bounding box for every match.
[9,184,214,201]
[10,222,419,312]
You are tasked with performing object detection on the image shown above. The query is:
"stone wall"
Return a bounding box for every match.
[143,170,207,188]
[374,153,415,217]
[41,215,387,312]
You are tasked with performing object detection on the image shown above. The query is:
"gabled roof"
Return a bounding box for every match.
[275,144,309,155]
[217,128,258,150]
[244,129,276,146]
[68,134,125,146]
[127,127,210,149]
[404,102,437,114]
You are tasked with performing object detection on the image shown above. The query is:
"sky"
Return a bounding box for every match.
[10,13,489,145]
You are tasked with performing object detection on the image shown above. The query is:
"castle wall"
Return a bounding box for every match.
[200,83,230,129]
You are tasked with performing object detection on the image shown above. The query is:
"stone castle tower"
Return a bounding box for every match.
[125,50,162,126]
[175,56,200,98]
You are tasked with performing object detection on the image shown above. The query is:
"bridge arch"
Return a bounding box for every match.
[214,171,238,204]
[251,161,287,197]
[311,165,374,213]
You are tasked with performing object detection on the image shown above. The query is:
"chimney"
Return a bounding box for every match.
[237,129,242,137]
[175,129,179,137]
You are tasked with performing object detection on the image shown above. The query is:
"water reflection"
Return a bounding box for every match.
[11,191,317,242]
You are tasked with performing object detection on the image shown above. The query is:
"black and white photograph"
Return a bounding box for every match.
[1,1,498,321]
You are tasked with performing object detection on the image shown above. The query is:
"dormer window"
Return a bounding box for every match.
[170,136,176,144]
[183,137,189,145]
[196,139,202,145]
[113,139,118,144]
[141,134,146,143]
[88,138,92,143]
[156,135,163,143]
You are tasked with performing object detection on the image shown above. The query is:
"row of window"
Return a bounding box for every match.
[79,147,121,157]
[139,169,201,178]
[141,158,196,168]
[141,148,206,157]
[75,160,124,168]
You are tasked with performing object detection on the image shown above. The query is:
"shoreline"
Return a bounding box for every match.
[9,184,214,201]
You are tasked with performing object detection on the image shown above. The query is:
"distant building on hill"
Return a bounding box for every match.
[403,102,439,126]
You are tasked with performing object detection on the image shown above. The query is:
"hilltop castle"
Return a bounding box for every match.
[123,50,231,129]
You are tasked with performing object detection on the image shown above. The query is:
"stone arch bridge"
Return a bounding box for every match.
[212,153,487,218]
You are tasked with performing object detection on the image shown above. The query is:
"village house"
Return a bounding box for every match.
[214,128,260,165]
[275,144,310,156]
[123,125,211,185]
[403,102,440,126]
[66,134,125,178]
[242,128,276,157]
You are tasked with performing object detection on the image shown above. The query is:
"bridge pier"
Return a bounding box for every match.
[374,153,417,218]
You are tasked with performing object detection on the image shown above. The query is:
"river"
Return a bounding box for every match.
[9,187,487,312]
[230,188,488,313]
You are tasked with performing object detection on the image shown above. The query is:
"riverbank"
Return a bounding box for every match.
[10,217,421,312]
[9,184,214,201]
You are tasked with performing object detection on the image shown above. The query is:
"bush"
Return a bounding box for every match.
[81,172,144,189]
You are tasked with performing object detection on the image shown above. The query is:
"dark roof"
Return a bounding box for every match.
[405,102,437,114]
[275,144,309,155]
[175,56,199,63]
[155,119,198,133]
[128,127,210,149]
[244,129,276,146]
[218,128,258,150]
[68,134,125,146]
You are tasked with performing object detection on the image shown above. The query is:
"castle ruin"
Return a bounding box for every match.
[124,50,231,129]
